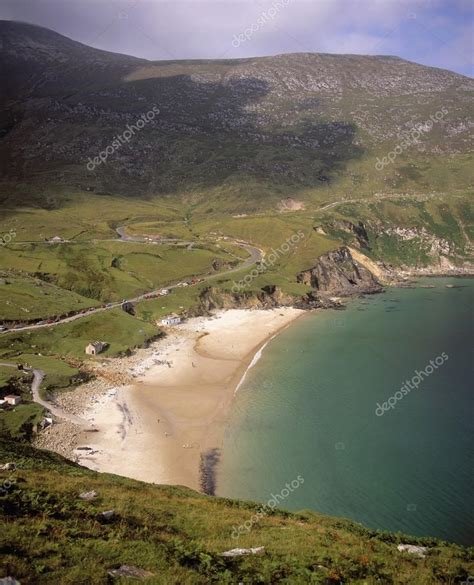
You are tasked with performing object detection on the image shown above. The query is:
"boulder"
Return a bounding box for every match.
[397,544,428,558]
[99,510,115,521]
[108,565,154,579]
[0,463,16,471]
[221,546,265,557]
[79,490,98,500]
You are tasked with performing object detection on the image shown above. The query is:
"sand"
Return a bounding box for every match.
[68,308,304,490]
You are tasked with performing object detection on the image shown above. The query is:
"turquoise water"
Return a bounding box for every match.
[218,278,474,544]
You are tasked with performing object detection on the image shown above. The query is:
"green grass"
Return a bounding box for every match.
[135,285,204,322]
[0,310,159,361]
[0,274,100,321]
[13,355,79,393]
[1,193,187,242]
[0,403,44,441]
[0,439,472,584]
[0,240,233,303]
[192,213,314,251]
[124,220,194,240]
[0,365,22,388]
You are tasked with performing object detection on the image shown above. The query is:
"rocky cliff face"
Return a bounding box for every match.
[322,213,472,270]
[192,285,294,314]
[325,220,370,249]
[192,248,383,314]
[297,246,382,295]
[187,284,341,316]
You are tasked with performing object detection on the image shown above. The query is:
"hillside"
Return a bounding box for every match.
[0,21,473,211]
[1,438,473,584]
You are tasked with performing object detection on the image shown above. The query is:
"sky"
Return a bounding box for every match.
[0,0,472,76]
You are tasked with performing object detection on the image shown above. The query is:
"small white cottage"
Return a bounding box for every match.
[85,341,107,355]
[160,314,182,326]
[4,394,22,406]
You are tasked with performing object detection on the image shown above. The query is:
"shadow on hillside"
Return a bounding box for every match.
[0,73,364,210]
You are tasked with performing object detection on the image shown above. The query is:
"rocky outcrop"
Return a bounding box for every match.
[326,220,370,249]
[399,259,474,277]
[192,285,295,314]
[191,251,382,316]
[383,226,454,257]
[297,247,382,295]
[278,198,305,212]
[189,285,340,316]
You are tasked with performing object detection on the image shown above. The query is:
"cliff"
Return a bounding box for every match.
[297,246,383,295]
[187,284,344,317]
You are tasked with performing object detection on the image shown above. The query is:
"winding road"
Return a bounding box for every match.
[0,362,90,424]
[0,229,262,335]
[0,194,444,337]
[0,227,262,417]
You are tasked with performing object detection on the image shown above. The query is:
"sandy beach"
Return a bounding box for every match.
[41,308,304,491]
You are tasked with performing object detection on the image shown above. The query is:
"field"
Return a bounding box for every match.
[0,309,159,361]
[1,193,187,242]
[0,274,100,321]
[0,363,22,386]
[0,240,235,303]
[0,403,44,441]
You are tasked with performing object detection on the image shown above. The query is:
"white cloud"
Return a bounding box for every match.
[0,0,471,75]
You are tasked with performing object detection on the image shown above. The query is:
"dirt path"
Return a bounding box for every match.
[0,361,92,425]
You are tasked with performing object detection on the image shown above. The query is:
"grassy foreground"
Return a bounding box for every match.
[0,440,472,585]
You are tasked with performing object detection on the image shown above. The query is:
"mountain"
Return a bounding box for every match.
[0,21,473,211]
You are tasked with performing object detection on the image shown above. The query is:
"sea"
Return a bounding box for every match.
[218,278,474,545]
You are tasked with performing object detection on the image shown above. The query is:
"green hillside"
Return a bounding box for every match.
[1,439,473,585]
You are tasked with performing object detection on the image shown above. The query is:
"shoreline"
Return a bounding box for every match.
[39,308,305,491]
[234,335,274,394]
[32,273,473,489]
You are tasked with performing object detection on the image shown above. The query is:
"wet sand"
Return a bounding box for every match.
[74,308,305,490]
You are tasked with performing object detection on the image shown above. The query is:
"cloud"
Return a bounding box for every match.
[0,0,471,75]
